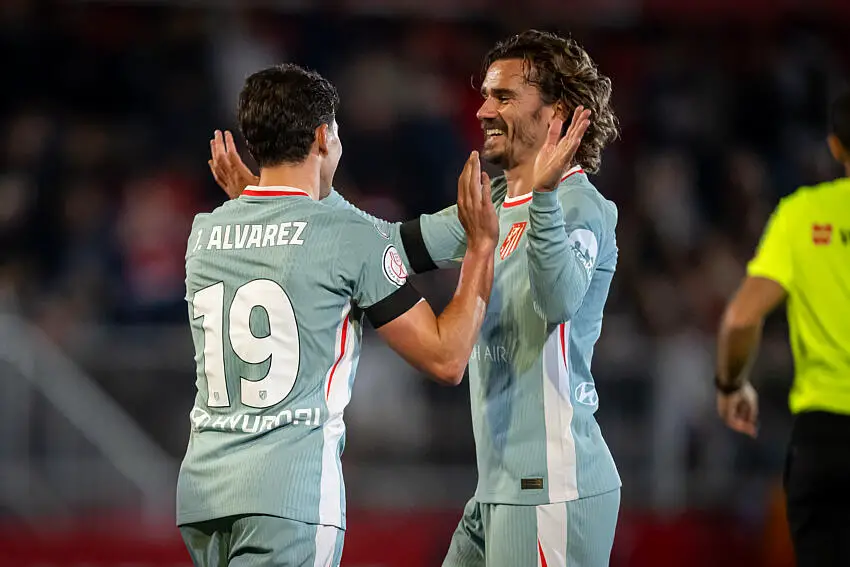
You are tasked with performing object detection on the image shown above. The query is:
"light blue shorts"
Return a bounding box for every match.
[180,514,344,567]
[442,489,620,567]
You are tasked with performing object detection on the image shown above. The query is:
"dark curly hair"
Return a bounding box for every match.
[482,30,619,173]
[238,63,340,168]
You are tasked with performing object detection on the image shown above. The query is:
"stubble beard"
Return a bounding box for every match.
[484,108,545,171]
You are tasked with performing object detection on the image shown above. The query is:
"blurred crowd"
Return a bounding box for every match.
[2,1,849,516]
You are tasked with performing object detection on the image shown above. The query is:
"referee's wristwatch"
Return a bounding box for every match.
[714,375,742,395]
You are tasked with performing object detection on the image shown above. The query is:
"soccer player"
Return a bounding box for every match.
[211,30,620,567]
[715,91,850,567]
[178,63,504,567]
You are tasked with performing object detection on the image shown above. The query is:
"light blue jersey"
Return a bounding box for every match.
[325,166,620,504]
[178,186,420,529]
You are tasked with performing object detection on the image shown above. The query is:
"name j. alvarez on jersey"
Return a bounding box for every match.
[191,222,308,253]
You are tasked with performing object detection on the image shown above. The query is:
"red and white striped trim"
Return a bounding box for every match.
[561,165,585,182]
[502,193,534,208]
[502,165,585,208]
[319,303,356,527]
[241,185,311,198]
[538,540,549,567]
[541,322,578,502]
[559,323,568,370]
[536,502,568,567]
[326,314,350,399]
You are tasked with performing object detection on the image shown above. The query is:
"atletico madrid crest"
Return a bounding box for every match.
[500,222,528,260]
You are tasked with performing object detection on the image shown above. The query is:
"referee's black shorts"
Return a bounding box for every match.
[784,411,850,566]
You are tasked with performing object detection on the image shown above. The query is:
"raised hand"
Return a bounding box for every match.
[532,106,592,192]
[208,130,259,199]
[717,383,759,438]
[457,151,499,253]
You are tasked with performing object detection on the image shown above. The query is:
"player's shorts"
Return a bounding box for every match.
[442,489,620,567]
[179,514,344,567]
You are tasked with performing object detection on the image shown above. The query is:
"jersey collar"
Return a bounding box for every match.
[502,165,585,208]
[241,185,312,198]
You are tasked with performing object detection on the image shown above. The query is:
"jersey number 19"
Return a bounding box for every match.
[192,279,300,409]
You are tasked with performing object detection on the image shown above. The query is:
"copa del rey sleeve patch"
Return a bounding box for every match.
[382,245,408,286]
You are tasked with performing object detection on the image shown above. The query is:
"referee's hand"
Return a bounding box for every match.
[717,383,759,438]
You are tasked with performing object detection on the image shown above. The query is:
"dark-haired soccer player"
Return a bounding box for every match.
[716,91,850,567]
[177,63,504,567]
[211,30,621,567]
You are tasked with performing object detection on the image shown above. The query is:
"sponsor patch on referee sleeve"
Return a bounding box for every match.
[382,245,408,287]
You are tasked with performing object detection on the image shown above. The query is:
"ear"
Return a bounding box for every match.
[315,124,330,156]
[827,134,846,163]
[549,102,569,138]
[552,101,569,121]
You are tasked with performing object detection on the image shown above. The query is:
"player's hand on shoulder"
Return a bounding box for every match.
[533,106,591,192]
[717,382,759,438]
[457,151,499,253]
[208,130,259,199]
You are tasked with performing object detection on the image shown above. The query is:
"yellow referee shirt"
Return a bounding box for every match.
[747,177,850,414]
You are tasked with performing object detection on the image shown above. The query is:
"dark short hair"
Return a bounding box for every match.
[237,64,340,168]
[482,30,619,174]
[830,91,850,149]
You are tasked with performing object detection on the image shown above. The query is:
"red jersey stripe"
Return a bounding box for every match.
[561,167,584,182]
[538,539,549,567]
[326,315,350,398]
[559,324,565,367]
[503,194,533,208]
[502,167,585,208]
[242,189,310,197]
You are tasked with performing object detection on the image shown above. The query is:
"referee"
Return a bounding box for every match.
[715,91,850,566]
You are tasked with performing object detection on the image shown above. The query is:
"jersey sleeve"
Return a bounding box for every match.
[348,222,422,328]
[322,188,440,275]
[416,205,468,269]
[414,176,507,269]
[747,199,793,291]
[323,188,399,244]
[526,189,606,324]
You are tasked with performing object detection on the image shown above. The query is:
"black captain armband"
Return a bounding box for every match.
[364,282,422,329]
[400,218,437,273]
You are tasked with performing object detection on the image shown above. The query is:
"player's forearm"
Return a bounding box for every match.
[431,247,494,382]
[527,191,589,323]
[717,309,764,390]
[716,277,785,391]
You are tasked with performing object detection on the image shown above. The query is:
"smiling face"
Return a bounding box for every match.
[477,58,556,170]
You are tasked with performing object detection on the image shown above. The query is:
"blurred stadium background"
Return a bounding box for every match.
[2,0,850,564]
